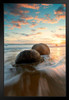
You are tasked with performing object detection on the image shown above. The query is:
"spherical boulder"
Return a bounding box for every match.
[32,43,50,55]
[15,49,41,64]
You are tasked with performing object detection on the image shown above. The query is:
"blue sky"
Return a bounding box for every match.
[4,3,66,45]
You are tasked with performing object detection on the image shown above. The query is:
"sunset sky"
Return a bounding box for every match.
[4,3,66,45]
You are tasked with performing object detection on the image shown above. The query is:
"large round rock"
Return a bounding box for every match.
[32,43,50,55]
[15,49,41,64]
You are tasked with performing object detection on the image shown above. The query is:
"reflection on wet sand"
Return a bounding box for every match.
[4,63,66,96]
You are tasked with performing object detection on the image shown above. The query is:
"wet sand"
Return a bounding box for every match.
[4,58,66,96]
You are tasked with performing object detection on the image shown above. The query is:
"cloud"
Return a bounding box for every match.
[29,32,42,36]
[54,6,66,21]
[11,19,29,27]
[56,14,66,20]
[62,4,66,7]
[31,27,47,32]
[10,10,29,16]
[20,33,29,36]
[36,32,42,35]
[30,23,38,28]
[21,16,34,20]
[34,15,58,24]
[55,34,65,38]
[57,26,66,30]
[7,19,29,30]
[8,24,21,30]
[31,29,36,32]
[5,4,29,16]
[23,32,42,37]
[42,4,52,8]
[36,12,40,14]
[54,6,65,15]
[34,16,44,23]
[17,4,40,10]
[37,27,47,30]
[31,20,36,23]
[42,4,52,6]
[5,25,11,27]
[10,9,23,16]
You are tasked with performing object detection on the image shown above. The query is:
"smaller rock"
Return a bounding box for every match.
[32,43,50,55]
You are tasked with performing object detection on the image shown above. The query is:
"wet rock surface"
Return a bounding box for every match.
[32,43,50,55]
[15,49,42,64]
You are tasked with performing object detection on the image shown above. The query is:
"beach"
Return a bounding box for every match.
[4,44,66,96]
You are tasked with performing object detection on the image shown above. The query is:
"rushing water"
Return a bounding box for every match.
[4,44,66,96]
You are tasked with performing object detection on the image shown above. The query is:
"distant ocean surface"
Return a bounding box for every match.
[4,44,66,96]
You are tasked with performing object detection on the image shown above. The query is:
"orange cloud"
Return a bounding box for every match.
[34,15,58,24]
[36,12,40,14]
[56,14,66,20]
[31,20,36,23]
[63,4,66,7]
[54,10,63,15]
[34,16,44,23]
[8,24,21,30]
[10,10,29,16]
[9,20,29,30]
[21,16,34,20]
[17,4,40,10]
[5,25,11,27]
[12,20,29,26]
[10,9,23,16]
[54,6,66,21]
[55,34,65,38]
[42,4,52,6]
[37,27,47,30]
[23,10,29,13]
[36,32,42,35]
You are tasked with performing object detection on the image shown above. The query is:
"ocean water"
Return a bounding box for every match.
[4,44,66,96]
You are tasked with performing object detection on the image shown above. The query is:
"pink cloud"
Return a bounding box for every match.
[17,4,40,10]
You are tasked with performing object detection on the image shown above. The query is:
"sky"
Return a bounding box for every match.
[4,3,66,45]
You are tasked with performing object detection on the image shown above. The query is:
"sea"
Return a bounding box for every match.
[4,44,66,96]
